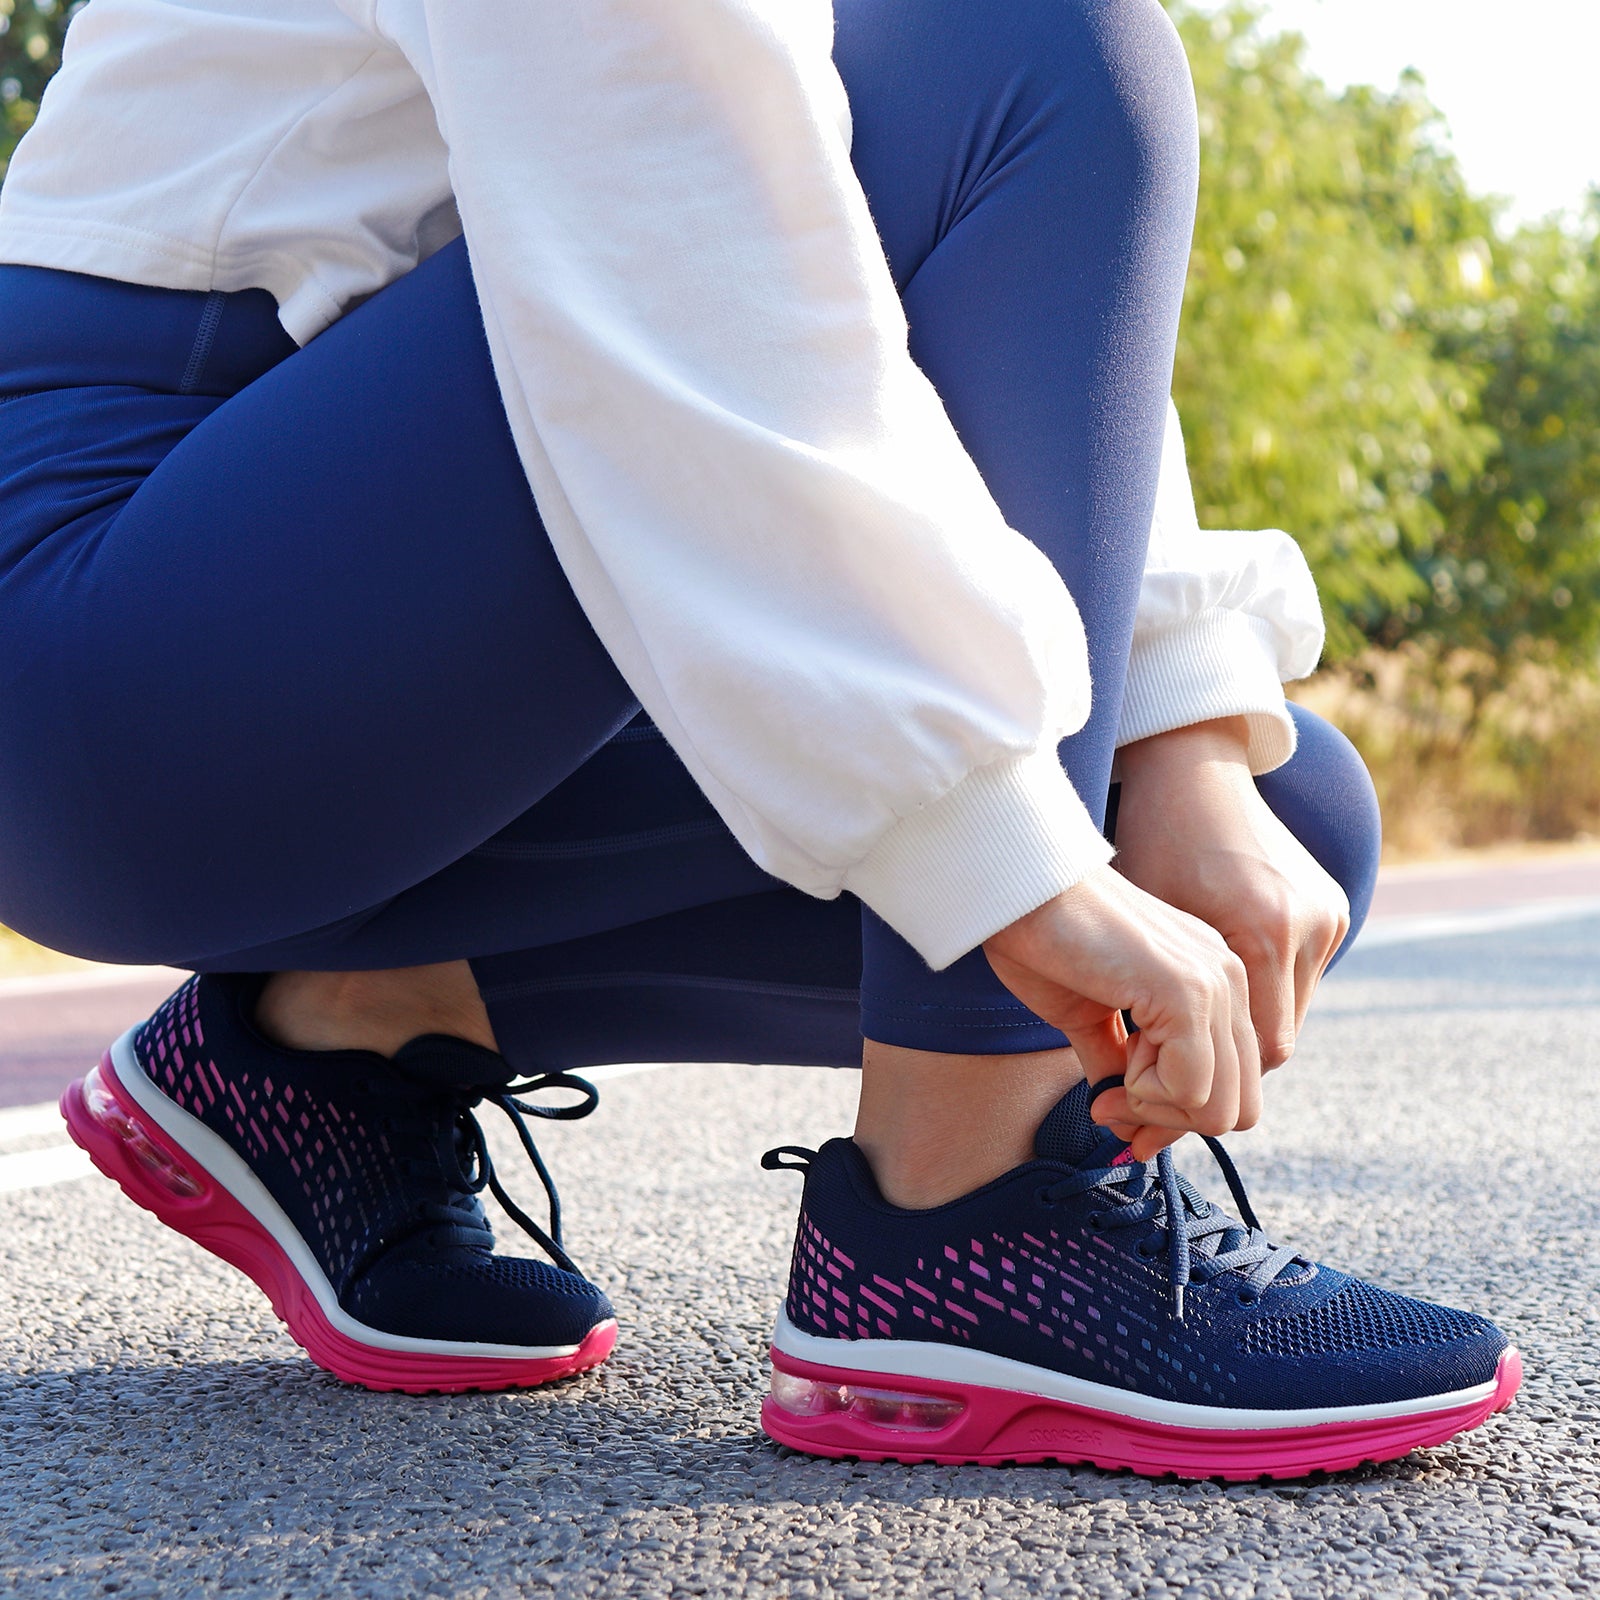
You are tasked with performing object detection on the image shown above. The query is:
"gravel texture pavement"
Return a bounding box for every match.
[1,921,1597,1599]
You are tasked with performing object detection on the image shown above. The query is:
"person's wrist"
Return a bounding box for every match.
[1117,714,1253,785]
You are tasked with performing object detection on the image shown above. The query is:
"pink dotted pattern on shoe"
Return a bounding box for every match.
[133,980,408,1293]
[785,1206,1241,1402]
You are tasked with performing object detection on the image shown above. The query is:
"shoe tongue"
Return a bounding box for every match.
[1034,1078,1132,1169]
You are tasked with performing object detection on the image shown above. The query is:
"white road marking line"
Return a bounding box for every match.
[1355,896,1600,949]
[0,1102,65,1142]
[0,1143,91,1195]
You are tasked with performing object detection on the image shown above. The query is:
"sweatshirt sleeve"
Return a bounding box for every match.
[373,0,1112,970]
[1117,401,1326,774]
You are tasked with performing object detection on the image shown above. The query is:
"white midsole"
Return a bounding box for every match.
[109,1027,601,1361]
[772,1311,1505,1431]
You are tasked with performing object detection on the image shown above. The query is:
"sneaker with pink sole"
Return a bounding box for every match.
[761,1076,1520,1480]
[62,973,617,1392]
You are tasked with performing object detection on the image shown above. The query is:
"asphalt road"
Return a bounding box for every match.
[1,886,1597,1597]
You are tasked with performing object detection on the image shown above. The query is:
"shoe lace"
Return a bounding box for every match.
[1041,1076,1302,1320]
[390,1046,600,1276]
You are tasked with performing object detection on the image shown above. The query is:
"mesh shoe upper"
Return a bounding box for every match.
[782,1079,1507,1411]
[134,974,611,1348]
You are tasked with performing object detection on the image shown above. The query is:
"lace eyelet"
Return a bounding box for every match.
[1236,1288,1260,1307]
[1086,1211,1105,1230]
[1034,1185,1056,1205]
[1134,1237,1160,1259]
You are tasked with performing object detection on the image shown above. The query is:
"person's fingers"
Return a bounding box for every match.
[1235,927,1295,1072]
[1121,1025,1226,1136]
[1088,1083,1136,1127]
[1123,951,1254,1138]
[1074,1016,1168,1157]
[1069,1011,1131,1087]
[1092,1027,1177,1130]
[1126,1123,1185,1161]
[1198,989,1241,1133]
[987,871,1267,1145]
[1291,928,1326,1033]
[1090,1082,1183,1160]
[1123,983,1217,1115]
[1291,894,1350,1032]
[1228,952,1264,1130]
[1322,896,1352,973]
[1099,1028,1244,1140]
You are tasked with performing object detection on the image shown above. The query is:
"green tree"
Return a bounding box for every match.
[1424,210,1600,670]
[1170,1,1500,661]
[1,0,72,182]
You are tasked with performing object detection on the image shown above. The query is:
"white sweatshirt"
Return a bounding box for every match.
[0,0,1324,970]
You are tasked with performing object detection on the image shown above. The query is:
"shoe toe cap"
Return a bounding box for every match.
[1233,1278,1509,1408]
[344,1245,614,1350]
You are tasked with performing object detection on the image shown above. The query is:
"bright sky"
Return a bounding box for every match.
[1241,0,1600,226]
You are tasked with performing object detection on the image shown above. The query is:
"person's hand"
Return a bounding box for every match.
[1113,716,1349,1073]
[983,865,1262,1160]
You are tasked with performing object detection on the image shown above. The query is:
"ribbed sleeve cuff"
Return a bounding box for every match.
[1117,611,1299,775]
[844,747,1114,972]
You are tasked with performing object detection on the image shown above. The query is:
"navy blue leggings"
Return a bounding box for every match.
[0,0,1379,1072]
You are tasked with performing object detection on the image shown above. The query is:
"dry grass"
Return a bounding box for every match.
[1293,648,1600,859]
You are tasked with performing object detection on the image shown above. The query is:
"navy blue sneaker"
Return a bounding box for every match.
[761,1077,1519,1479]
[62,974,617,1391]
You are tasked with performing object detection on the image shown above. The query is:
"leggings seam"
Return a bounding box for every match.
[179,292,228,395]
[860,1010,1048,1032]
[863,999,1042,1016]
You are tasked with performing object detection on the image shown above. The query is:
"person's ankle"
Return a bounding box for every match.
[255,963,498,1058]
[853,1039,1084,1210]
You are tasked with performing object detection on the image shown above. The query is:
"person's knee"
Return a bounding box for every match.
[1257,704,1382,961]
[1049,0,1198,192]
[959,0,1196,156]
[836,0,1197,283]
[841,0,1196,152]
[973,0,1199,229]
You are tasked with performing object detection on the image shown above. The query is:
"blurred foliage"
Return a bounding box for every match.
[1174,3,1495,658]
[0,0,69,182]
[1426,220,1600,678]
[1171,1,1600,678]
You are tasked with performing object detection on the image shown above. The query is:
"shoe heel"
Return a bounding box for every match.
[767,1359,966,1434]
[65,1057,208,1204]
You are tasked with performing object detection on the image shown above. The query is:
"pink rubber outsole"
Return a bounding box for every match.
[61,1052,617,1394]
[762,1343,1523,1481]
